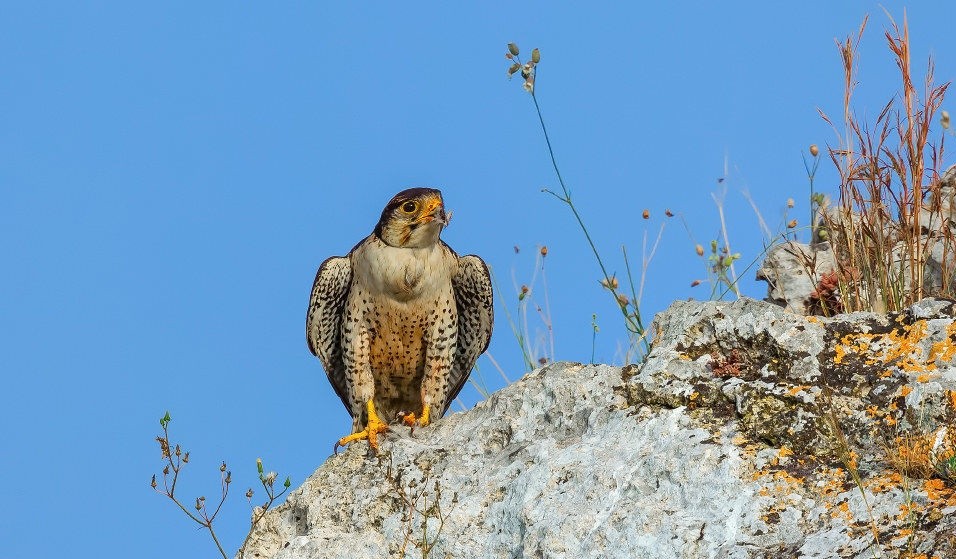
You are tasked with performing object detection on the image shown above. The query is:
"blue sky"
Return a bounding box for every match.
[2,2,954,557]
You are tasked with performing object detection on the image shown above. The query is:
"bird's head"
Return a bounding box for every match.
[374,187,451,248]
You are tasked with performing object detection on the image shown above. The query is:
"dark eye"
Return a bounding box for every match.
[401,201,418,213]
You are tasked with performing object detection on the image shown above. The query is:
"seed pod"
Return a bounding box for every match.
[809,144,819,157]
[642,209,650,219]
[508,63,520,76]
[531,48,540,63]
[695,244,704,257]
[508,43,519,56]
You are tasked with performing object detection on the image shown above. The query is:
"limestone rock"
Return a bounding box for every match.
[756,240,837,314]
[758,164,956,315]
[244,298,956,559]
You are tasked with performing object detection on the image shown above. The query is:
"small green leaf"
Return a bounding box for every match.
[284,476,291,488]
[256,457,264,474]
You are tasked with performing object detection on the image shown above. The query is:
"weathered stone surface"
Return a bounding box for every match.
[244,298,956,559]
[756,240,837,314]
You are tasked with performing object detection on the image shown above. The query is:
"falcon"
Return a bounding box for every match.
[306,188,493,453]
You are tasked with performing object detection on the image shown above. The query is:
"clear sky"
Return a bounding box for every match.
[2,2,954,557]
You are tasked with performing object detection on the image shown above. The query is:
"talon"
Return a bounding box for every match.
[334,400,388,454]
[401,405,431,432]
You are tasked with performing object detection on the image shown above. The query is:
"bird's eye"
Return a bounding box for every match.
[401,201,418,213]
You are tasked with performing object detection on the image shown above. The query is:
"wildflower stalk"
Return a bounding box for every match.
[508,44,649,355]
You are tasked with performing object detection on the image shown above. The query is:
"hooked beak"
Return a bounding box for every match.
[416,198,450,226]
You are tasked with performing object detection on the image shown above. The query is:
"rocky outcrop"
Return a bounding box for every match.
[244,298,956,559]
[757,164,956,316]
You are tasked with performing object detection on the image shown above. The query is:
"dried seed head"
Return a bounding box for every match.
[507,63,520,77]
[538,357,548,365]
[787,198,794,208]
[809,144,819,157]
[787,219,798,228]
[163,465,170,476]
[225,471,232,484]
[531,48,540,64]
[540,246,548,257]
[182,451,189,463]
[156,436,171,459]
[943,110,951,130]
[151,475,157,489]
[513,245,520,254]
[508,43,519,56]
[642,209,650,219]
[616,293,629,307]
[600,276,619,289]
[174,444,181,457]
[523,80,534,94]
[665,209,674,217]
[195,497,205,511]
[246,488,254,499]
[691,279,702,287]
[695,244,704,257]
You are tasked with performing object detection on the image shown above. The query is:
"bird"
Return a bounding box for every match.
[306,187,493,453]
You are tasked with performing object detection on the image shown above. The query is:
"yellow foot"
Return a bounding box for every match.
[401,404,431,432]
[334,400,389,454]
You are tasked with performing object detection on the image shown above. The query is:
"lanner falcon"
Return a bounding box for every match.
[307,188,493,452]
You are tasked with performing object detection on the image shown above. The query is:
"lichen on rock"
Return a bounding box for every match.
[244,298,956,559]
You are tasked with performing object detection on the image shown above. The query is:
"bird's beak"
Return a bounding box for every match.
[416,198,449,226]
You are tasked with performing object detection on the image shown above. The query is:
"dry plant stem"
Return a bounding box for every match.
[154,422,230,559]
[537,252,556,359]
[820,12,949,313]
[819,395,883,554]
[491,272,535,371]
[481,351,512,386]
[711,190,740,294]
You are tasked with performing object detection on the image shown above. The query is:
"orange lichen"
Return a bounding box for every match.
[779,446,793,458]
[924,479,946,500]
[787,385,810,396]
[831,320,941,376]
[901,385,913,397]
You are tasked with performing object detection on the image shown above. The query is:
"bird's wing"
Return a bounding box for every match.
[444,254,494,415]
[306,255,353,413]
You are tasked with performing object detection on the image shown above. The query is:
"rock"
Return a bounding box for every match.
[756,241,837,314]
[758,164,956,315]
[243,298,956,559]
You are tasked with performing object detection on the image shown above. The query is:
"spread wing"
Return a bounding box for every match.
[443,254,494,415]
[306,256,353,413]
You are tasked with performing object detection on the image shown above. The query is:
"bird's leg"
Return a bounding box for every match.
[335,400,388,454]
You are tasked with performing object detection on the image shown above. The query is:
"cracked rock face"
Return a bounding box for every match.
[244,298,956,559]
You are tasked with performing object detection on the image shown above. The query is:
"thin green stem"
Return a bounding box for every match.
[531,88,645,337]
